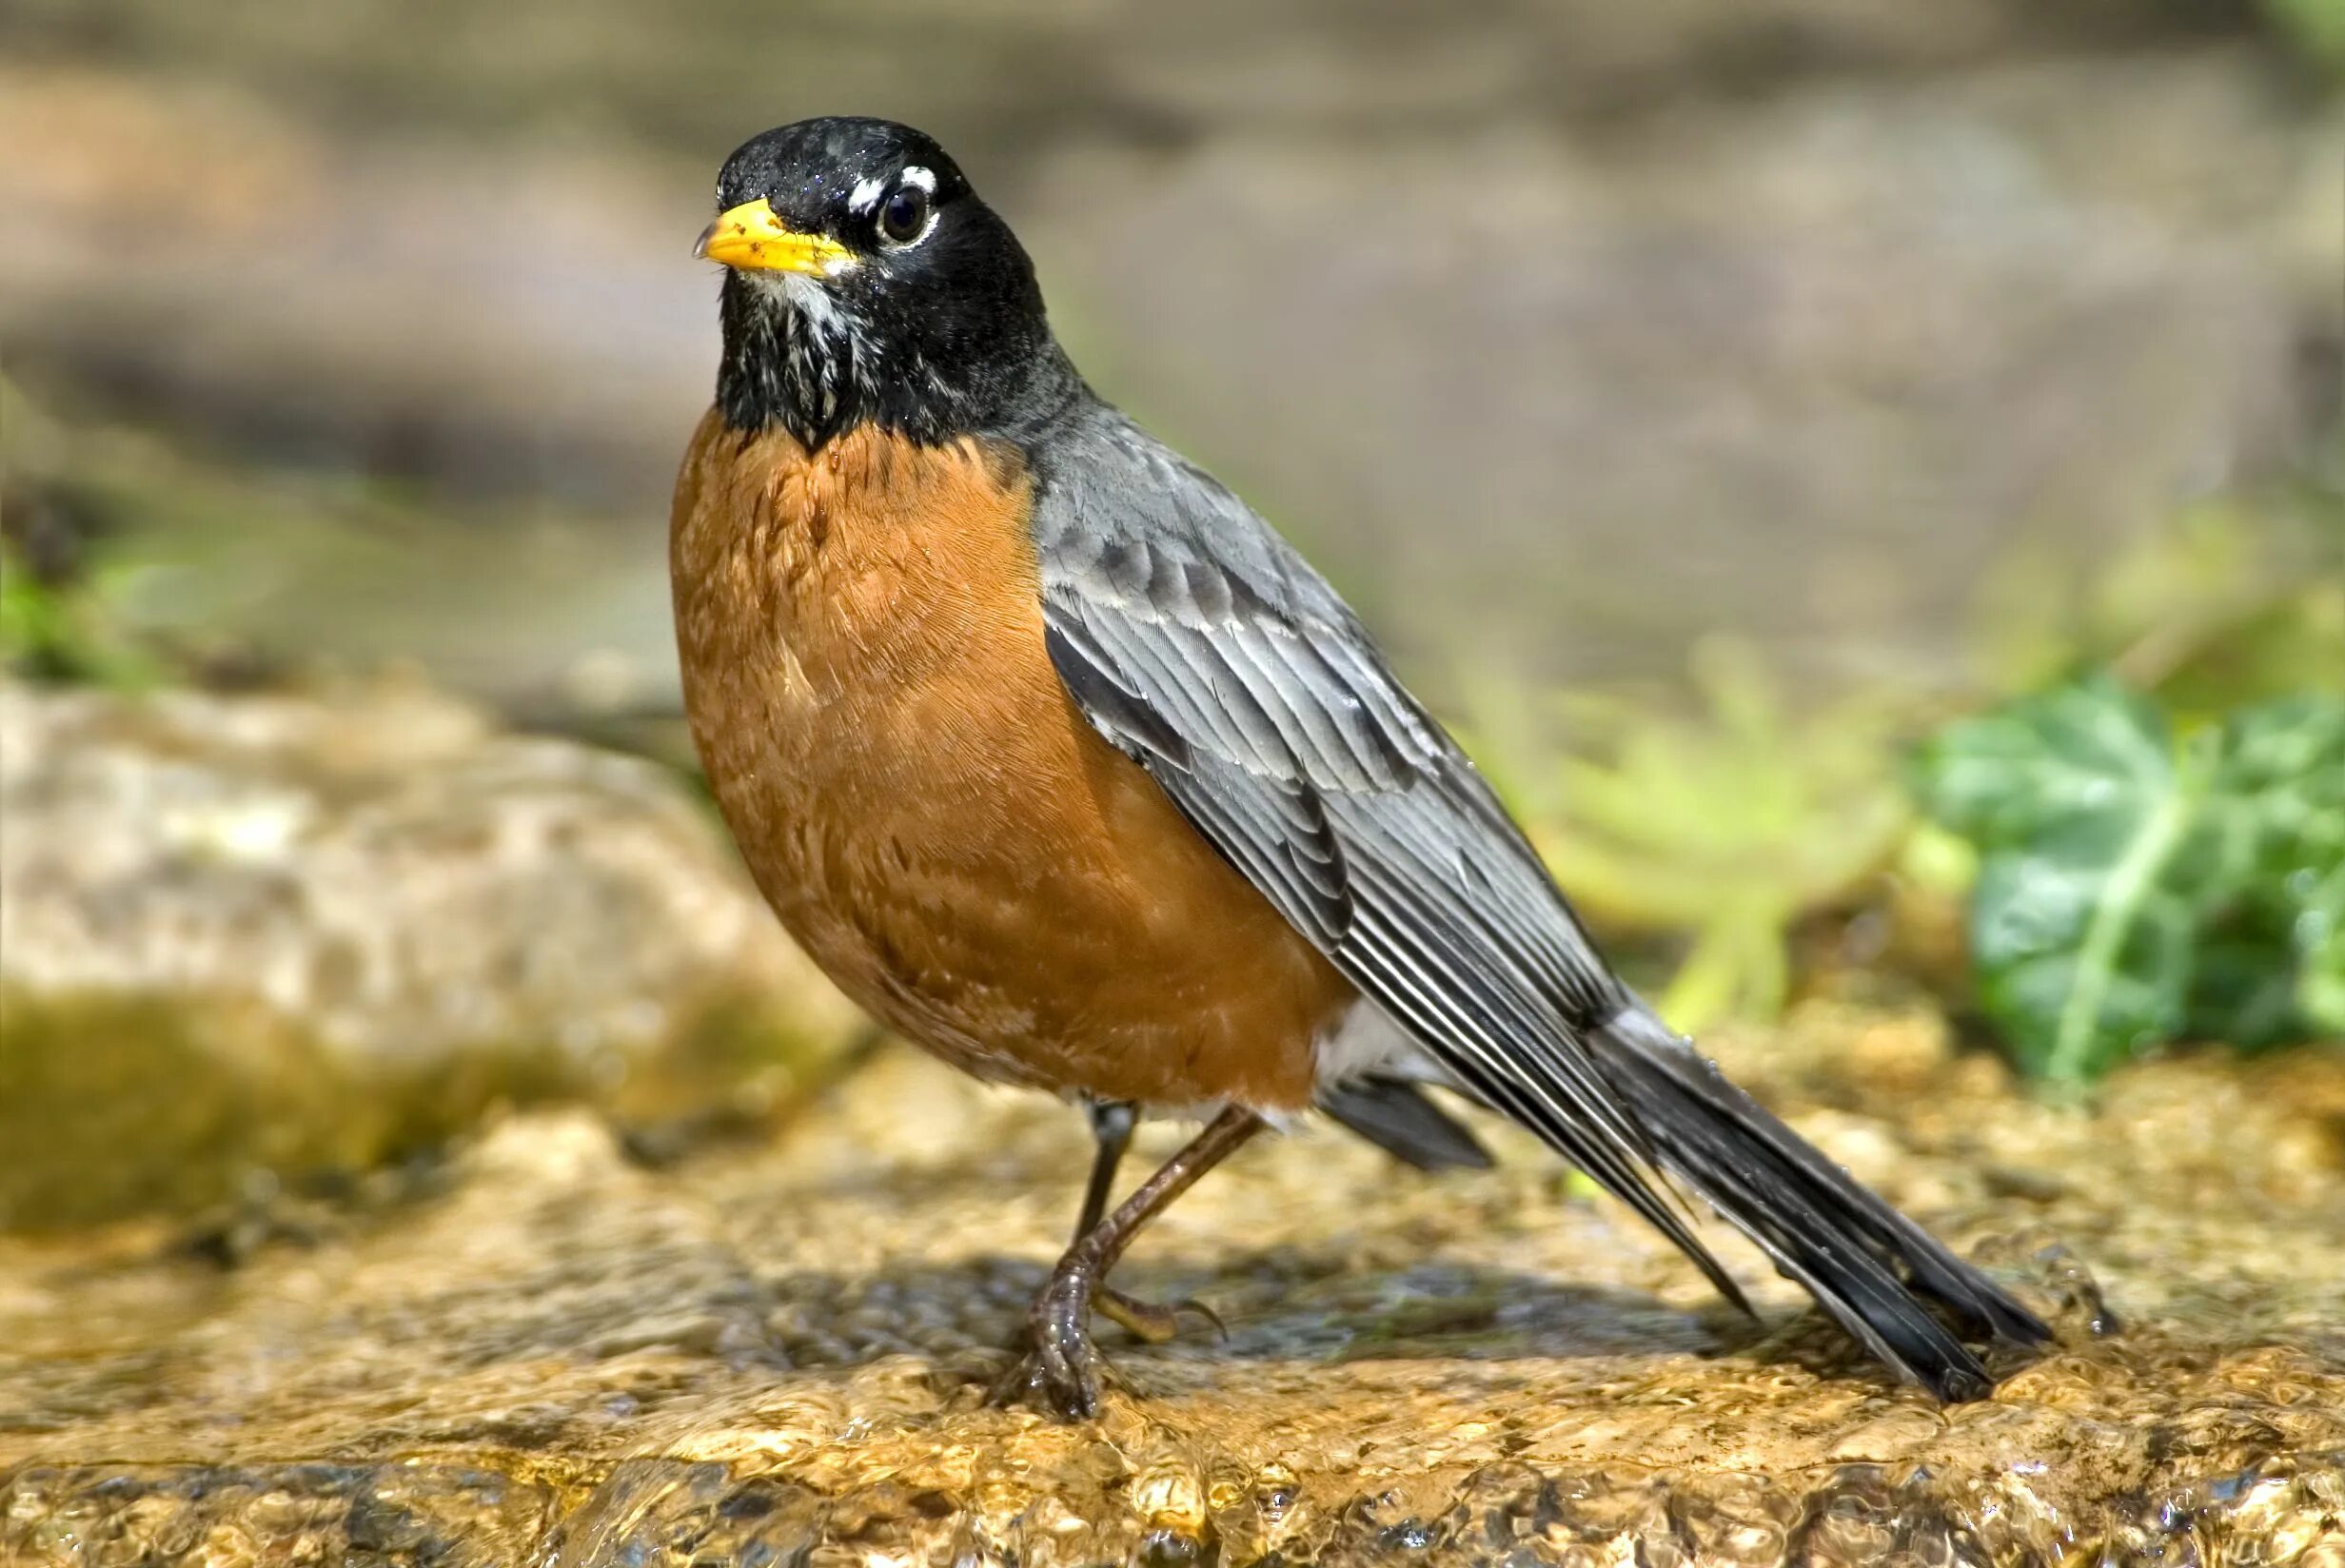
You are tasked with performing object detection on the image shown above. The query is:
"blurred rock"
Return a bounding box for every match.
[0,677,862,1229]
[1,16,2336,709]
[3,1021,2342,1562]
[1044,50,2340,692]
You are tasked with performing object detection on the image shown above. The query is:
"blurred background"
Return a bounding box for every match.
[7,0,2339,707]
[8,9,2345,1537]
[2,3,2341,1229]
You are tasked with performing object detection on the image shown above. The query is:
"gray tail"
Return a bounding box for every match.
[1320,1076,1495,1172]
[1590,1007,2052,1401]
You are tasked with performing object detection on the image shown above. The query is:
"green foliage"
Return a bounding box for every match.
[1971,492,2345,715]
[0,540,163,690]
[2265,0,2345,71]
[1465,637,1910,1030]
[1914,676,2345,1082]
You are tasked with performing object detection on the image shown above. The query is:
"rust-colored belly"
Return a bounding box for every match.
[670,412,1350,1110]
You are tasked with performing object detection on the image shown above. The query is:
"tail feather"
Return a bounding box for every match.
[1587,1007,2052,1401]
[1320,1077,1496,1172]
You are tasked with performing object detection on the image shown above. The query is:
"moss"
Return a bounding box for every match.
[0,983,859,1232]
[0,990,379,1230]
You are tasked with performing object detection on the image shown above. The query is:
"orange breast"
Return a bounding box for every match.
[670,411,1352,1110]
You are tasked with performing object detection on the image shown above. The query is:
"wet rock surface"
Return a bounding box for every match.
[0,678,861,1229]
[6,1016,2342,1565]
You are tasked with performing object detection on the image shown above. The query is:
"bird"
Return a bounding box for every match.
[672,115,2051,1421]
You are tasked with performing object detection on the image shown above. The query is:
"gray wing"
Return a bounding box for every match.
[1030,412,1746,1305]
[1035,410,2059,1401]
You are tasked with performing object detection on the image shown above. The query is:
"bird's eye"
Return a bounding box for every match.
[877,185,930,245]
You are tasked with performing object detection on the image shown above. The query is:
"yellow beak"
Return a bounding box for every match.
[693,198,854,275]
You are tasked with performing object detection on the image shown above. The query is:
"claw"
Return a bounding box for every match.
[990,1107,1264,1421]
[986,1276,1107,1420]
[1035,1283,1105,1418]
[1179,1296,1229,1343]
[985,1347,1102,1420]
[1035,1332,1102,1420]
[988,1281,1230,1419]
[1098,1287,1224,1343]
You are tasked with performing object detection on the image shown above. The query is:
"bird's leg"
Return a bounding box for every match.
[1074,1101,1228,1346]
[1005,1105,1262,1420]
[1073,1099,1135,1242]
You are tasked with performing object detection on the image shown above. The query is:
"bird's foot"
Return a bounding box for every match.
[991,1270,1108,1420]
[988,1279,1224,1419]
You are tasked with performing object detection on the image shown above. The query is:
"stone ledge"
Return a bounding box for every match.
[6,1033,2342,1564]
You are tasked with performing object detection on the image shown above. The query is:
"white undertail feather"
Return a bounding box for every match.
[1313,997,1449,1090]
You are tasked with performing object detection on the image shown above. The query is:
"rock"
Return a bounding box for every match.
[4,1018,2341,1563]
[1042,49,2339,691]
[0,678,862,1230]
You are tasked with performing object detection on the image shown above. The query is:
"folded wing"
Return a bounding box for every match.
[1026,410,2049,1399]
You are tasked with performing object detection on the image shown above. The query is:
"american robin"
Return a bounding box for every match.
[674,116,2050,1420]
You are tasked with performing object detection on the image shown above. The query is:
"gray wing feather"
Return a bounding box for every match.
[1031,410,2055,1401]
[1030,411,1746,1305]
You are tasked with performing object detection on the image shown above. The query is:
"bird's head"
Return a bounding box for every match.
[698,117,1064,449]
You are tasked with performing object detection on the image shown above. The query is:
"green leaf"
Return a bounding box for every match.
[1912,676,2176,852]
[1914,677,2204,1079]
[2206,696,2345,876]
[1,539,165,690]
[2196,697,2345,1046]
[2187,893,2313,1049]
[2301,890,2345,1035]
[1915,677,2345,1077]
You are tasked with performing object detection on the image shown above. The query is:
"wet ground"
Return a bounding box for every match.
[7,1013,2342,1565]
